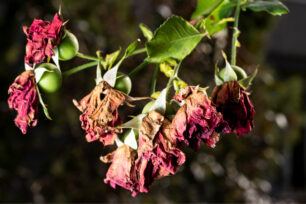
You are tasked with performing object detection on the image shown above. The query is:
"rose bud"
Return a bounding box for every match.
[8,70,38,134]
[101,144,139,197]
[212,81,255,136]
[172,86,229,151]
[23,13,63,66]
[73,81,126,146]
[136,110,186,193]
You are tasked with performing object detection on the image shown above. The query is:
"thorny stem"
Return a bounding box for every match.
[231,0,242,66]
[151,64,159,94]
[62,61,98,77]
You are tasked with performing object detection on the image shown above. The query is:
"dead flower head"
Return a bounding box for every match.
[172,86,229,151]
[73,81,126,146]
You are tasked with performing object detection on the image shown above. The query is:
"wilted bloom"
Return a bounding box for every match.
[212,81,255,136]
[24,13,63,66]
[73,81,125,146]
[8,70,38,134]
[136,110,185,193]
[172,86,229,151]
[101,144,139,197]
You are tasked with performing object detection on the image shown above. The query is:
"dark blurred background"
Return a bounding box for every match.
[1,0,306,202]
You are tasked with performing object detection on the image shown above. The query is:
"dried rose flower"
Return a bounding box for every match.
[24,13,63,66]
[8,70,38,134]
[136,110,186,193]
[135,155,170,194]
[101,144,139,197]
[73,81,125,146]
[172,86,229,151]
[212,81,255,136]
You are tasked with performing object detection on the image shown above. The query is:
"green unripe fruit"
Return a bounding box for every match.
[115,73,132,95]
[218,66,247,81]
[58,31,79,61]
[142,101,176,116]
[37,63,62,93]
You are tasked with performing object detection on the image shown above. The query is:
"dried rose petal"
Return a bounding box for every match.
[212,81,255,136]
[73,81,125,146]
[101,144,139,197]
[136,111,185,193]
[172,87,229,151]
[24,13,63,66]
[8,70,38,134]
[135,156,170,194]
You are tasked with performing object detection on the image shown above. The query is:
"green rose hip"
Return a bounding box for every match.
[115,73,132,95]
[58,31,79,61]
[37,63,62,93]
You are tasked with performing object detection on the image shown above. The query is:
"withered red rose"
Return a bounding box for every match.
[101,144,139,197]
[8,70,38,134]
[24,13,63,66]
[172,86,229,151]
[135,155,170,194]
[136,111,185,193]
[73,81,125,146]
[212,81,255,136]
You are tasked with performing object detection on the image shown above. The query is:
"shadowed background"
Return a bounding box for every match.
[0,0,305,202]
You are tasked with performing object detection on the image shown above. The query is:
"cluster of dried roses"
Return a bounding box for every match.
[7,13,255,196]
[71,80,254,196]
[8,14,63,134]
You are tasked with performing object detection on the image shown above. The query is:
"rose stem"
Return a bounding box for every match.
[127,60,149,77]
[129,48,146,57]
[62,61,98,77]
[150,64,159,94]
[231,0,242,66]
[166,61,182,97]
[76,52,99,61]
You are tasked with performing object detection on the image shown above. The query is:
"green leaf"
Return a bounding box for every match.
[191,0,223,20]
[103,40,140,86]
[222,52,237,82]
[52,47,60,70]
[146,16,205,63]
[119,114,146,129]
[149,88,167,114]
[115,138,124,147]
[160,63,174,78]
[103,64,119,87]
[238,68,258,88]
[214,65,224,86]
[205,0,235,35]
[105,49,121,70]
[232,65,247,80]
[95,62,103,85]
[242,0,289,16]
[125,39,140,57]
[25,62,33,71]
[139,23,153,41]
[36,86,52,120]
[123,129,139,150]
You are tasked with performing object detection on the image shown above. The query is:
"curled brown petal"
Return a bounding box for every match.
[73,81,125,145]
